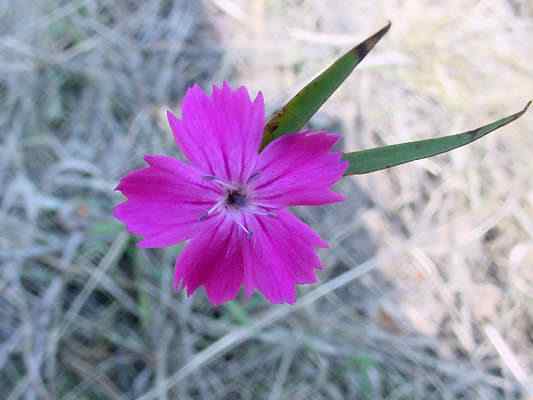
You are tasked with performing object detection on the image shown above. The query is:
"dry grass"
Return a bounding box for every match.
[1,0,533,399]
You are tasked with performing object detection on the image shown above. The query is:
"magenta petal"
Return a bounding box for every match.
[113,155,220,248]
[242,210,327,304]
[167,82,264,182]
[174,216,245,305]
[251,131,348,207]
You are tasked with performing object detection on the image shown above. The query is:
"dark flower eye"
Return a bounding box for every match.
[226,190,247,207]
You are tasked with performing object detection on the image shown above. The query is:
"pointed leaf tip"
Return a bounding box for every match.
[343,101,531,176]
[261,22,392,149]
[351,21,391,61]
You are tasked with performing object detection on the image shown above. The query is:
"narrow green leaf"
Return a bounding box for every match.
[260,22,391,149]
[343,101,531,175]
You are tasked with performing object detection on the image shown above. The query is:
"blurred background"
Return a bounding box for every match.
[1,1,533,399]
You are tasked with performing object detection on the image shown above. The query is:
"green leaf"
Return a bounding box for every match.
[343,101,531,175]
[260,22,391,149]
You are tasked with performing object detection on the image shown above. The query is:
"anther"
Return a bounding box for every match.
[247,171,260,183]
[198,213,209,221]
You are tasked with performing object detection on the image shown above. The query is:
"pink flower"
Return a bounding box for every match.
[113,82,347,305]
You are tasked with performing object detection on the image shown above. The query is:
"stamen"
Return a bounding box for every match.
[198,199,225,221]
[198,213,209,221]
[236,221,253,238]
[207,201,223,215]
[247,171,260,183]
[248,204,277,218]
[253,209,276,217]
[203,175,239,191]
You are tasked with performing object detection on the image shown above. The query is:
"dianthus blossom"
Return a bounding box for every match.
[113,82,347,304]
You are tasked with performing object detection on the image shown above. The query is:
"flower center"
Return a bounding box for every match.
[200,175,275,229]
[225,189,248,209]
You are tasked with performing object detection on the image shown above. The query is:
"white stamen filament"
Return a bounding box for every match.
[203,175,239,191]
[236,221,252,236]
[207,201,224,215]
[199,199,225,221]
[247,206,276,217]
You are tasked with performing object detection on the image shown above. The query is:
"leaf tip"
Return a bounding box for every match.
[375,20,392,39]
[351,21,392,59]
[513,100,532,120]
